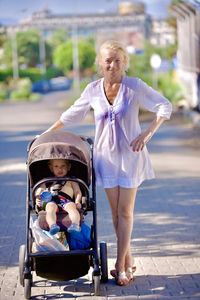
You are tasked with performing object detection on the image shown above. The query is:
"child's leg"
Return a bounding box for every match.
[63,202,80,226]
[45,202,58,227]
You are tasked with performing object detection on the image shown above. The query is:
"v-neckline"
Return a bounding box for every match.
[101,77,123,106]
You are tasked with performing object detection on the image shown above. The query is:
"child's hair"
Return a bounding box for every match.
[95,39,129,75]
[48,159,71,167]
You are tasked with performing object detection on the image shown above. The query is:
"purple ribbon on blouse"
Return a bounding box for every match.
[96,99,129,150]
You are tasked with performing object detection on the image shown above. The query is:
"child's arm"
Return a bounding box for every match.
[35,184,46,207]
[71,182,82,209]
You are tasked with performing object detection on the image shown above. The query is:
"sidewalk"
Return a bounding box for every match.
[0,92,200,299]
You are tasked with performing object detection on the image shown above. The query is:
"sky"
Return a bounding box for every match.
[0,0,172,25]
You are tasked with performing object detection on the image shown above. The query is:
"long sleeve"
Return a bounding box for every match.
[60,84,91,126]
[138,79,172,119]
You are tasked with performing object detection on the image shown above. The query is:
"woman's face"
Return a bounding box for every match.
[49,159,70,177]
[99,48,125,80]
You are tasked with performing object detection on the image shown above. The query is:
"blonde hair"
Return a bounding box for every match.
[95,40,129,75]
[48,159,71,168]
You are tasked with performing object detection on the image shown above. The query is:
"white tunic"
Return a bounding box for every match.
[60,76,172,188]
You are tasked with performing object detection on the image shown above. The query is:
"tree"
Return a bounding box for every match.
[53,38,96,75]
[49,29,68,48]
[2,29,52,68]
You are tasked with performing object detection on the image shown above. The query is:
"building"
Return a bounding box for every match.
[171,0,200,111]
[15,3,151,53]
[150,19,176,47]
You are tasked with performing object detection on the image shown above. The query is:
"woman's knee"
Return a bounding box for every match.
[119,208,133,220]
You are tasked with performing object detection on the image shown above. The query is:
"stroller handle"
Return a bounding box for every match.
[80,136,93,146]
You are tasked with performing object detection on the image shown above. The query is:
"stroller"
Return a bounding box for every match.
[19,131,108,299]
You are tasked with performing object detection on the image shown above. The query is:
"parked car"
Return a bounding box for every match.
[32,77,72,94]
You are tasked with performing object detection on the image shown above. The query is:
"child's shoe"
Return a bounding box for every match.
[49,224,60,235]
[67,223,81,233]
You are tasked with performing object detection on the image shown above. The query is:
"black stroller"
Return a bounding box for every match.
[19,131,108,299]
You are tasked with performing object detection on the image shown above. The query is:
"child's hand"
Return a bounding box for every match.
[76,202,82,210]
[36,197,42,207]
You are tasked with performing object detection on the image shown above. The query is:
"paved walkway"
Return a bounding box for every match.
[0,92,200,300]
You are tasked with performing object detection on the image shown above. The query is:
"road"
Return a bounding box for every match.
[0,91,200,299]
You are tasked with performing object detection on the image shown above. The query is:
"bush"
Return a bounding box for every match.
[158,73,186,104]
[10,89,30,100]
[9,78,32,101]
[0,89,7,101]
[29,93,41,102]
[0,82,8,101]
[0,67,64,83]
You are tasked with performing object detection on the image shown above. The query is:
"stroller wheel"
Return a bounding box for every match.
[93,275,100,296]
[100,241,108,283]
[24,277,32,299]
[19,244,26,286]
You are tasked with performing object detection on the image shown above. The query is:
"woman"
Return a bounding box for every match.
[41,40,172,286]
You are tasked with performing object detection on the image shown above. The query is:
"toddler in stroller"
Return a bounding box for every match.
[35,158,82,235]
[19,131,108,299]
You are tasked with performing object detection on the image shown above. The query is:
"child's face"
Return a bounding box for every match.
[49,159,70,177]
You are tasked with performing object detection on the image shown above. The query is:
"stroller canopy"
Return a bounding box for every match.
[28,131,91,187]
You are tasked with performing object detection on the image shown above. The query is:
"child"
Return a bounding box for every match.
[35,159,82,235]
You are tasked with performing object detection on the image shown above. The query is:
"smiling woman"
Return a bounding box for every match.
[39,39,172,286]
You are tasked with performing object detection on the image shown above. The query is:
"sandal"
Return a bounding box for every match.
[111,265,136,280]
[116,271,130,286]
[126,266,136,281]
[110,270,130,286]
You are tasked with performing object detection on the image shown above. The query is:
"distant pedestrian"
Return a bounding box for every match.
[40,40,172,286]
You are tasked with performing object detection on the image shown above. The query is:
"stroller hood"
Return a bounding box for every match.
[27,131,91,187]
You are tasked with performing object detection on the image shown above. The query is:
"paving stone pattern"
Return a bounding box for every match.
[0,92,200,299]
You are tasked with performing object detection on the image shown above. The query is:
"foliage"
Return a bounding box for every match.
[53,40,73,73]
[0,32,6,48]
[128,41,177,80]
[2,29,52,68]
[9,78,32,101]
[49,29,69,48]
[127,41,184,104]
[158,73,186,104]
[78,40,96,71]
[0,82,8,101]
[53,38,96,74]
[0,67,64,83]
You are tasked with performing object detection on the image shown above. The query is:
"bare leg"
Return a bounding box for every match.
[116,188,137,271]
[45,202,58,227]
[105,187,137,273]
[63,202,80,225]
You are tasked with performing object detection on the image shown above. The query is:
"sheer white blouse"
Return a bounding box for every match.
[60,76,172,188]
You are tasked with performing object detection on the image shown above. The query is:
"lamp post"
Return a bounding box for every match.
[39,31,46,76]
[10,28,19,79]
[150,54,161,89]
[72,23,80,93]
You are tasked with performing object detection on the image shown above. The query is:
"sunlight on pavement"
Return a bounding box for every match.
[0,162,26,173]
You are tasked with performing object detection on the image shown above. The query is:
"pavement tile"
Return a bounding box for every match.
[1,96,200,299]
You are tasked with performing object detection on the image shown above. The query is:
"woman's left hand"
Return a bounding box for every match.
[130,131,152,152]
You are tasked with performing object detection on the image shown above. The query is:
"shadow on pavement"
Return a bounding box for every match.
[28,273,200,299]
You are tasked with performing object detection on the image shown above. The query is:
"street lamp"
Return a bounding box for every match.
[39,31,46,76]
[72,24,80,93]
[150,54,161,89]
[10,28,19,79]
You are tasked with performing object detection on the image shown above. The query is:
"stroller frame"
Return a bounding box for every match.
[19,132,108,299]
